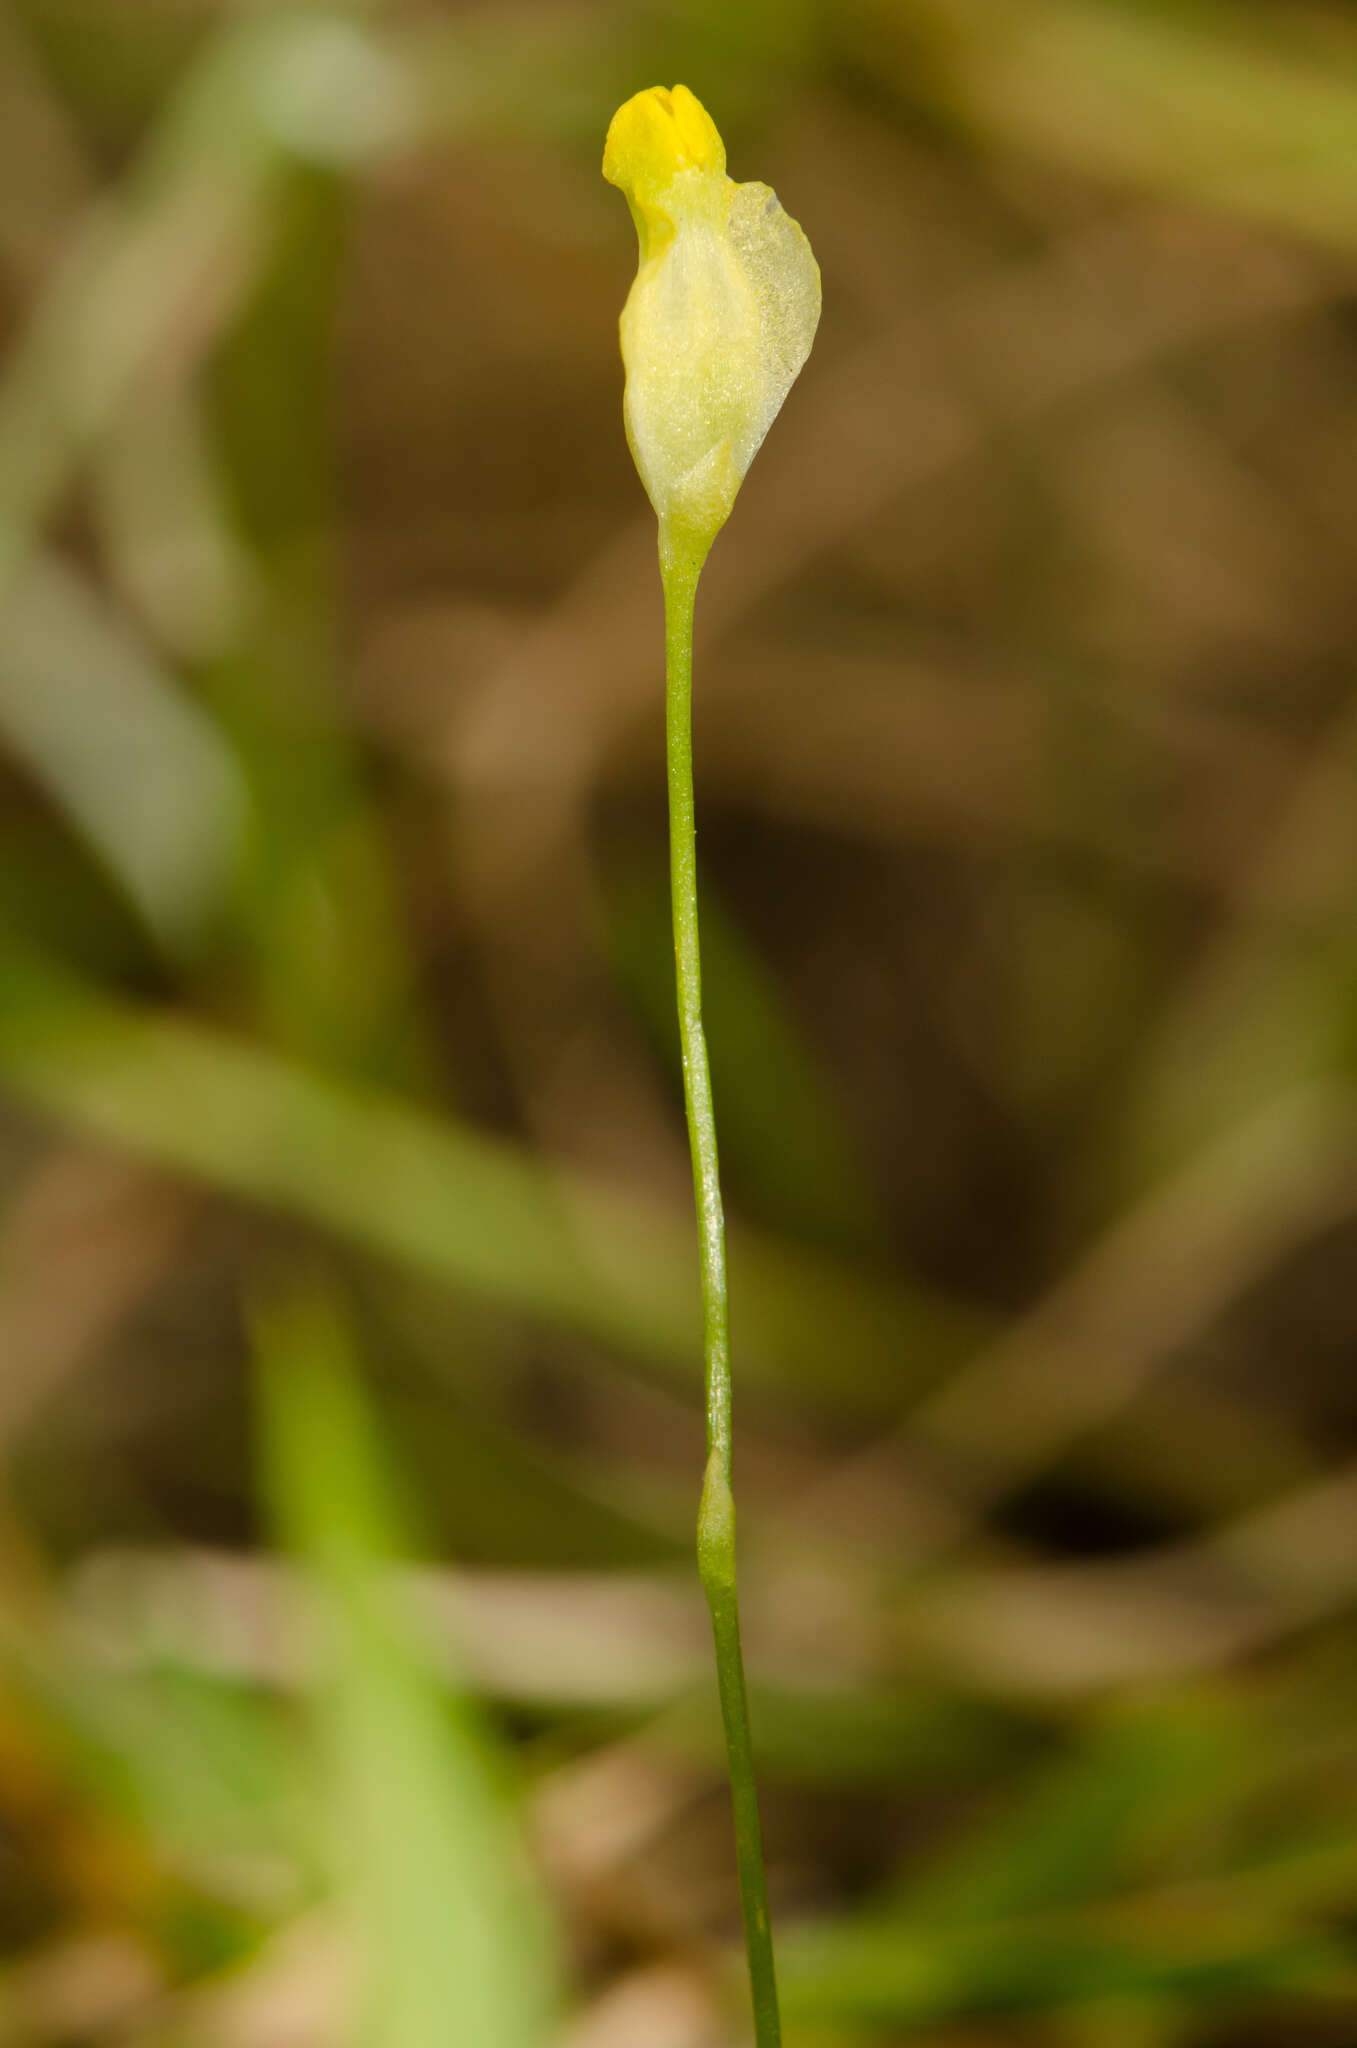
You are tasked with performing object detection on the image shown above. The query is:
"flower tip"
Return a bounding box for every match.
[602,85,725,203]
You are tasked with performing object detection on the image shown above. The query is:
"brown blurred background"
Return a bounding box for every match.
[2,1,1357,2043]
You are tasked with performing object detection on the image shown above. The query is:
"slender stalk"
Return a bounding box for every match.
[661,529,781,2048]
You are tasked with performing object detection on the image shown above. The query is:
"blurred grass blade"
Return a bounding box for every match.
[255,1288,556,2048]
[0,952,979,1408]
[780,1905,1353,2028]
[93,380,255,662]
[0,11,413,609]
[0,555,250,953]
[897,1703,1249,1928]
[874,0,1357,255]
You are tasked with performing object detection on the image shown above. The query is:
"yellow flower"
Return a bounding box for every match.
[603,86,820,562]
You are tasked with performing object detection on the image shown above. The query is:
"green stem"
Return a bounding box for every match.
[661,528,781,2048]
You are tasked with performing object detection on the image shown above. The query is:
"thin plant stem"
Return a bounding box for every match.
[661,528,781,2048]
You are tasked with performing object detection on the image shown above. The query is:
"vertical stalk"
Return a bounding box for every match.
[661,531,782,2048]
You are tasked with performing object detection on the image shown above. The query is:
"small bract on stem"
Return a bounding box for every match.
[603,83,820,2048]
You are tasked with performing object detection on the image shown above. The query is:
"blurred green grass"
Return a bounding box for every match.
[2,1,1357,2044]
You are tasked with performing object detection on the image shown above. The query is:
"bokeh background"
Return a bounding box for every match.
[3,1,1357,2043]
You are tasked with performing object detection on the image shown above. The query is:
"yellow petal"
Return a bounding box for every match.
[604,86,820,558]
[603,85,725,214]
